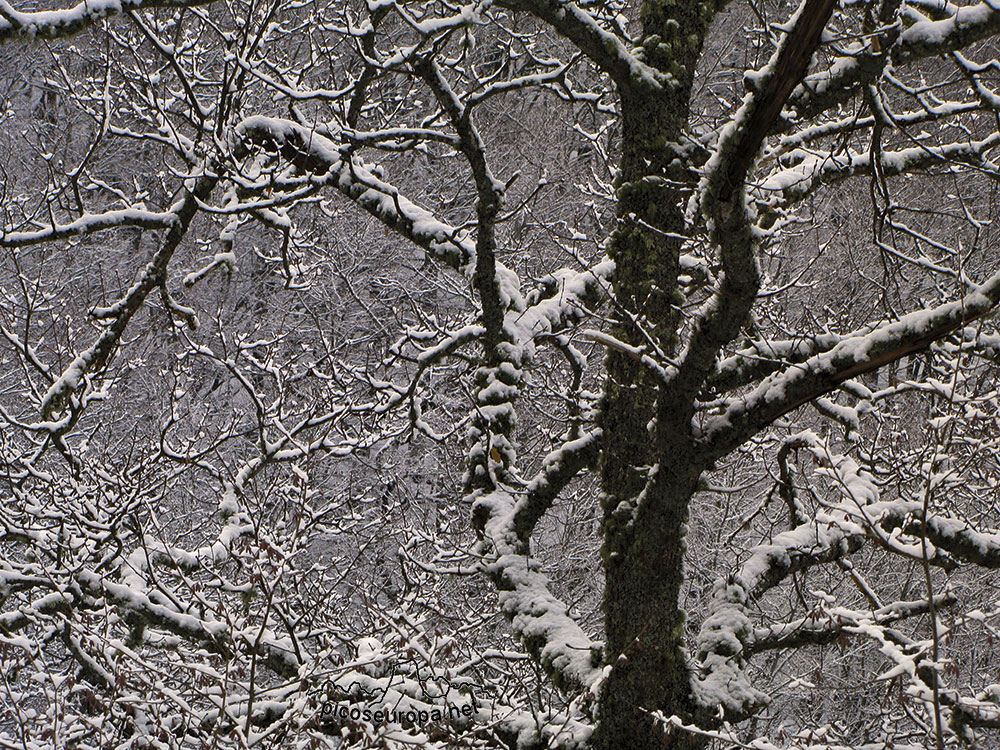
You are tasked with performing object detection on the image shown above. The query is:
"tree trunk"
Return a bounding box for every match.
[593,2,717,747]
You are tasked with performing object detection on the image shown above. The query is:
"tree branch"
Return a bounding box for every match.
[702,268,1000,456]
[495,0,671,93]
[0,0,215,42]
[786,1,1000,126]
[674,0,837,409]
[235,116,475,274]
[750,592,957,653]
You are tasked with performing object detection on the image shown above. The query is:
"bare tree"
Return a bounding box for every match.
[4,0,1000,748]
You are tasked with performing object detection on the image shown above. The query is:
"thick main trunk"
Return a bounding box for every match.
[593,106,708,750]
[594,448,706,749]
[592,2,719,747]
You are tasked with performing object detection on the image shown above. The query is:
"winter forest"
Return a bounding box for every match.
[6,0,1000,748]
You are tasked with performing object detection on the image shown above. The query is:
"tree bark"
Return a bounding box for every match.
[593,2,717,747]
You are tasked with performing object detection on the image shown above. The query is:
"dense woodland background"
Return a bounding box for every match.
[4,0,1000,748]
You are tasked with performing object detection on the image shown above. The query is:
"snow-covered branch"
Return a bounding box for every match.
[0,206,178,247]
[787,1,1000,123]
[235,117,476,274]
[475,489,605,696]
[703,269,1000,455]
[676,0,836,406]
[39,168,219,425]
[750,592,958,653]
[496,0,672,92]
[0,0,214,42]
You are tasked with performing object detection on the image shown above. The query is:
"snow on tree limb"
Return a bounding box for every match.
[0,207,179,247]
[0,0,214,42]
[677,0,837,406]
[787,2,1000,124]
[235,116,477,276]
[750,592,958,653]
[39,168,219,426]
[495,0,672,92]
[509,429,602,551]
[879,504,1000,567]
[693,435,876,719]
[461,260,612,695]
[694,427,1000,726]
[897,0,1000,62]
[704,334,843,396]
[475,489,605,696]
[702,268,1000,455]
[759,134,1000,207]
